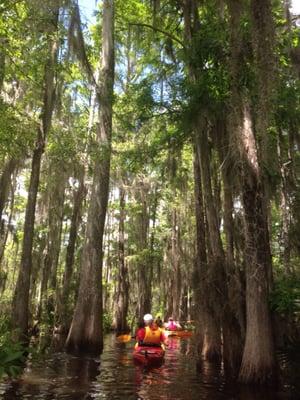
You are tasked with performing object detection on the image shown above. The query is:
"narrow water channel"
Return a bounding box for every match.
[0,334,299,399]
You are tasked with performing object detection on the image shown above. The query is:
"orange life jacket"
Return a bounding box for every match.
[143,326,162,344]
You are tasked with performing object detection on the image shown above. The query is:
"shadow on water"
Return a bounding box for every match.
[0,334,299,400]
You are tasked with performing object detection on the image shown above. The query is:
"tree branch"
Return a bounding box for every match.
[129,23,185,49]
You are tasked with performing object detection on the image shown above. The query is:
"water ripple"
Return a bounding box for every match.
[0,335,299,400]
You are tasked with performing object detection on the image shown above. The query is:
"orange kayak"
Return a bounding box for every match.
[164,330,194,338]
[133,345,165,366]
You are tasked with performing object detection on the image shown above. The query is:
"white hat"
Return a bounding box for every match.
[143,313,153,322]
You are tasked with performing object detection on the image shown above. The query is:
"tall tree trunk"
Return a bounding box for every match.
[115,186,129,334]
[135,180,150,318]
[148,186,158,310]
[66,0,114,354]
[0,35,7,92]
[30,189,48,317]
[214,120,245,376]
[250,0,275,289]
[58,66,95,330]
[37,164,66,322]
[250,0,275,162]
[182,0,223,361]
[11,6,59,340]
[195,122,223,362]
[214,121,235,266]
[170,208,181,320]
[277,129,293,275]
[0,168,17,268]
[238,107,276,383]
[226,1,276,383]
[179,284,189,321]
[184,0,242,371]
[0,158,19,223]
[0,159,19,261]
[58,168,86,333]
[12,144,44,339]
[192,140,207,352]
[47,168,66,318]
[103,207,113,311]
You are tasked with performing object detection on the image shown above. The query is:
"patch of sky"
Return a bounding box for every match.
[77,0,98,24]
[291,0,300,26]
[291,0,300,14]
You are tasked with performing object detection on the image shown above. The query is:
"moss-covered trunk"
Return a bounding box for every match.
[66,0,114,354]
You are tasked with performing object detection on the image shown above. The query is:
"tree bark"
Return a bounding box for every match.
[0,158,19,223]
[115,186,129,334]
[0,168,17,267]
[214,120,245,376]
[226,0,276,383]
[11,143,45,340]
[148,186,158,310]
[0,158,19,262]
[0,35,7,92]
[58,169,86,332]
[135,180,150,318]
[250,0,275,290]
[277,129,294,275]
[182,0,223,361]
[66,0,114,354]
[170,208,181,320]
[103,208,113,311]
[214,121,235,266]
[192,140,207,351]
[11,5,59,340]
[195,122,223,361]
[238,107,276,383]
[37,164,66,322]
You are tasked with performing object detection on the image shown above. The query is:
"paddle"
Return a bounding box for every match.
[116,334,133,343]
[138,350,160,355]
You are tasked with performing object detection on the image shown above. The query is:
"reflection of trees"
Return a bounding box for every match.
[2,354,100,400]
[2,335,294,399]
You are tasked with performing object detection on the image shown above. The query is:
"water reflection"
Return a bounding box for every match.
[0,335,298,400]
[0,352,100,400]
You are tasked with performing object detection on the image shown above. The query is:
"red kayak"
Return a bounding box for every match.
[133,345,165,366]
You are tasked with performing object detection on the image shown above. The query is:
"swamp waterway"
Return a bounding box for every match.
[0,334,299,400]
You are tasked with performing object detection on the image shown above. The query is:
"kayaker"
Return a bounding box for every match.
[136,313,168,347]
[155,315,163,328]
[166,317,180,331]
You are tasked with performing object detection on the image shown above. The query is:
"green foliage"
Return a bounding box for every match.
[270,276,300,315]
[103,312,113,333]
[0,317,26,379]
[0,100,35,161]
[0,0,300,361]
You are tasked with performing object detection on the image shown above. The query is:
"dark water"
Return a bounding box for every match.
[0,334,299,400]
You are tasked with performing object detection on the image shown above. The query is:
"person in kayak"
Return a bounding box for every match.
[155,315,163,328]
[136,313,168,347]
[166,317,181,331]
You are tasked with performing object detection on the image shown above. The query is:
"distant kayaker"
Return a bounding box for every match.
[136,313,168,347]
[166,317,181,331]
[155,315,163,328]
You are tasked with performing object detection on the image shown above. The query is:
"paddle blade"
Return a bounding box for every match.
[116,334,132,343]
